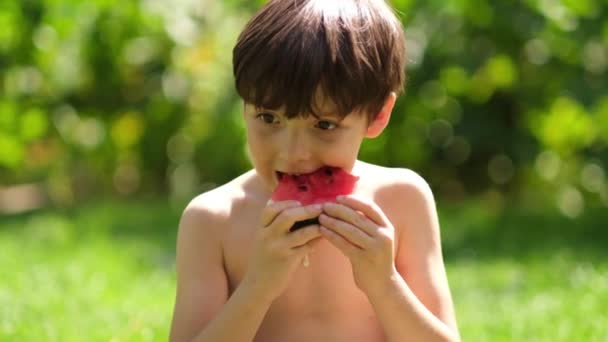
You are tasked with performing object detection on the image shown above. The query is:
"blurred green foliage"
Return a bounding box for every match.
[0,0,607,216]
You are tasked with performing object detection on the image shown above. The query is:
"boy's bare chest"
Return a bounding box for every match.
[221,206,382,322]
[222,208,364,302]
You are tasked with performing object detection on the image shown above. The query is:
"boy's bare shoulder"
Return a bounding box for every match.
[179,170,258,232]
[358,162,437,229]
[358,161,434,200]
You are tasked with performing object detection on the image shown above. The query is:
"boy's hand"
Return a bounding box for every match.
[242,200,323,302]
[319,195,398,297]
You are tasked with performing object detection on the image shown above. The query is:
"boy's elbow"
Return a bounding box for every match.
[431,323,460,342]
[445,328,461,342]
[169,332,201,342]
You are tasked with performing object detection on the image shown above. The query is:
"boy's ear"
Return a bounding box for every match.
[365,92,396,138]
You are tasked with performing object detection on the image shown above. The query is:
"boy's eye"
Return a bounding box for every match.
[315,120,337,130]
[257,112,278,124]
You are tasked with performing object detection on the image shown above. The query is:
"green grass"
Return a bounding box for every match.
[1,199,607,341]
[441,203,608,341]
[0,200,180,341]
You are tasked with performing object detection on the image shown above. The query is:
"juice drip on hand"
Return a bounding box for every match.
[302,254,310,267]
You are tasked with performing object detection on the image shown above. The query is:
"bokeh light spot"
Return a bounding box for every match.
[488,154,514,184]
[580,163,605,193]
[535,150,561,181]
[558,186,584,218]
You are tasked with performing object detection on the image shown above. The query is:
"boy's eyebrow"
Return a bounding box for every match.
[252,106,284,116]
[310,111,344,121]
[253,105,344,121]
[253,105,274,112]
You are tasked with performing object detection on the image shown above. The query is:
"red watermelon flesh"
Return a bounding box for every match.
[271,166,359,205]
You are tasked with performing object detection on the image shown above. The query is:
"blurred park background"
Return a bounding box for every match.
[1,0,607,340]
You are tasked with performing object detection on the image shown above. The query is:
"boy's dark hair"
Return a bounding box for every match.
[233,0,406,121]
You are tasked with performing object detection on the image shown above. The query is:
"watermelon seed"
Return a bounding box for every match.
[298,185,308,192]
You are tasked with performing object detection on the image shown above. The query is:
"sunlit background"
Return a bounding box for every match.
[1,0,607,340]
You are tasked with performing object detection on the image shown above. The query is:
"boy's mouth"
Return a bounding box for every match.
[275,171,286,181]
[276,167,338,182]
[275,170,315,182]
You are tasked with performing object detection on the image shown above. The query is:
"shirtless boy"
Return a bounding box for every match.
[169,0,460,341]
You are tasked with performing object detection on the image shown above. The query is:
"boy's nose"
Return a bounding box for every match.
[280,130,313,163]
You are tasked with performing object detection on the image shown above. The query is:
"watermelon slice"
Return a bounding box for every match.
[271,166,359,230]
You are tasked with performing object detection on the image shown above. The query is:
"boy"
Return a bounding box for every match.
[170,0,460,341]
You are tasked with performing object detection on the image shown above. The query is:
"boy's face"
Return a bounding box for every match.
[243,92,395,192]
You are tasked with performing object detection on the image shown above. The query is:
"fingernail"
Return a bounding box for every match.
[336,195,345,201]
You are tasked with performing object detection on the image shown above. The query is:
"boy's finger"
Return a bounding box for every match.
[322,202,377,237]
[318,213,371,248]
[320,225,360,258]
[260,200,301,226]
[289,217,320,232]
[336,195,387,226]
[269,204,323,234]
[285,225,323,248]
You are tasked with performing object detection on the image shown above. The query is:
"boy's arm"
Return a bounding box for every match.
[169,198,272,342]
[320,170,460,342]
[371,171,460,341]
